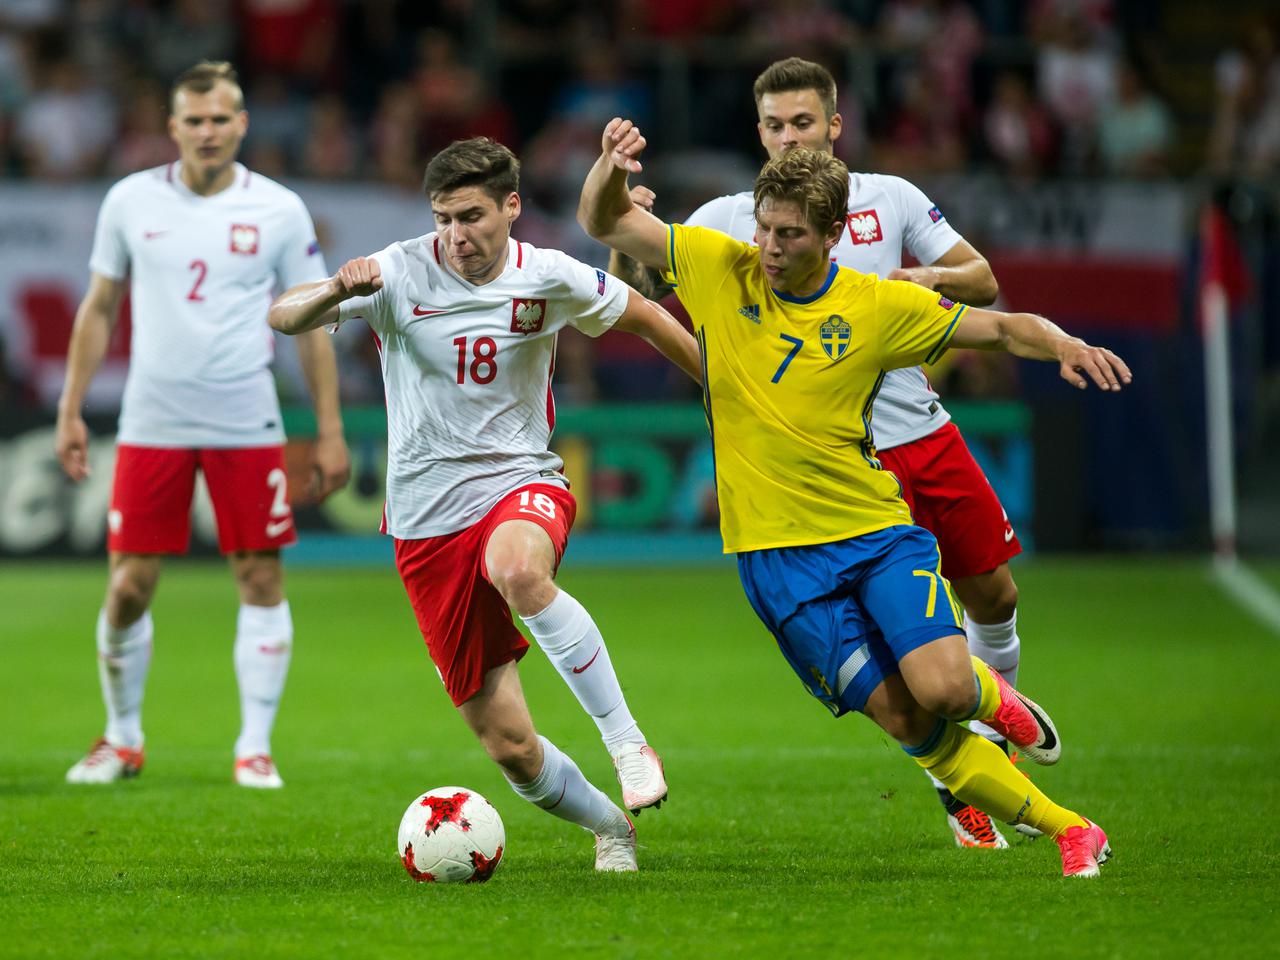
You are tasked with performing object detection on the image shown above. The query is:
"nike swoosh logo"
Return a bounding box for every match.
[571,647,602,674]
[1004,527,1015,543]
[144,230,168,240]
[265,518,293,537]
[413,305,447,317]
[1017,693,1057,752]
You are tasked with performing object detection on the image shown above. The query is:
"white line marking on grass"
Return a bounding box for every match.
[1212,555,1280,635]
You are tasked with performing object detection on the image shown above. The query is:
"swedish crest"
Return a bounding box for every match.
[820,315,851,360]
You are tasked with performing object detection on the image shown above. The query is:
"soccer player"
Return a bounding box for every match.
[269,137,701,871]
[56,61,351,789]
[611,57,1033,849]
[581,119,1127,878]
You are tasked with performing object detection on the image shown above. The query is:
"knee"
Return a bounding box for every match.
[107,567,156,622]
[487,555,552,614]
[920,671,981,721]
[863,684,937,745]
[958,573,1018,624]
[233,555,283,606]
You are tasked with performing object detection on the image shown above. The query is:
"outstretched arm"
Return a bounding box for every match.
[269,256,383,335]
[611,287,702,384]
[951,308,1132,391]
[605,185,673,300]
[578,118,671,272]
[56,272,126,481]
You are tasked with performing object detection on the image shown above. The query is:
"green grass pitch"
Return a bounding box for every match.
[4,557,1279,958]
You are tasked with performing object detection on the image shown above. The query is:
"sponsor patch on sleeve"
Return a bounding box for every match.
[938,294,955,309]
[596,269,607,296]
[307,239,321,255]
[928,205,944,223]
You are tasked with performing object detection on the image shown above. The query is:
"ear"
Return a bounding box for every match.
[505,191,521,224]
[828,111,843,145]
[824,218,843,252]
[167,113,179,145]
[756,119,767,150]
[238,110,249,138]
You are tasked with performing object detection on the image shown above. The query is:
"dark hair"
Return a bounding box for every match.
[754,147,849,234]
[171,60,243,113]
[752,57,838,120]
[423,138,520,204]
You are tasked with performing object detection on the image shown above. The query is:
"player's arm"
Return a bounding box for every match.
[55,272,126,481]
[578,118,670,272]
[293,329,351,499]
[888,239,999,306]
[950,308,1133,391]
[610,287,702,384]
[605,185,673,300]
[269,257,383,335]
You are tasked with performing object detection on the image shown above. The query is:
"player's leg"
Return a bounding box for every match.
[861,674,1108,876]
[202,447,299,788]
[225,549,290,788]
[482,484,665,814]
[68,445,197,784]
[881,425,1024,840]
[457,660,636,871]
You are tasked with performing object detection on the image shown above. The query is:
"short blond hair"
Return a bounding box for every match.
[171,60,244,113]
[754,148,849,234]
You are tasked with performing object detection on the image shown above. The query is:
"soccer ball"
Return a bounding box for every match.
[397,786,505,883]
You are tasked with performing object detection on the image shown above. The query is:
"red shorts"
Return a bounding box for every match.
[878,422,1021,581]
[394,483,577,707]
[108,444,297,555]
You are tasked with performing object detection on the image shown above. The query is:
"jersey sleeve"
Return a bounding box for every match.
[335,243,401,335]
[872,279,968,370]
[276,194,329,289]
[890,176,963,267]
[88,181,130,280]
[543,250,628,338]
[667,224,748,306]
[683,194,746,233]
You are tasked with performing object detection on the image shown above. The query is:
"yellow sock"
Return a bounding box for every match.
[907,720,1087,838]
[966,655,1001,722]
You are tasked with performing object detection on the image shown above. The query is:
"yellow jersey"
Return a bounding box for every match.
[667,223,966,553]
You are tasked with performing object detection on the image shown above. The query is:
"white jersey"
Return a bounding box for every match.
[89,161,328,447]
[685,172,963,450]
[336,234,627,539]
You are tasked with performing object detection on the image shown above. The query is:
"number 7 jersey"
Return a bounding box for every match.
[667,224,965,554]
[336,234,627,538]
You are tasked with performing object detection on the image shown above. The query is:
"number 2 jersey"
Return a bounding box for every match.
[668,224,966,554]
[685,172,962,451]
[335,235,628,539]
[89,161,328,448]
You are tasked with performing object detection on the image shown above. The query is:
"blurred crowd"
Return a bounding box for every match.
[0,0,1277,409]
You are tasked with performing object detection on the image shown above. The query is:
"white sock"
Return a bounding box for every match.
[507,736,630,838]
[233,601,293,758]
[97,609,152,748]
[967,611,1021,742]
[520,590,644,755]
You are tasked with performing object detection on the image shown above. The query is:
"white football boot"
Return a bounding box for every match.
[66,738,145,784]
[594,817,638,872]
[234,754,284,789]
[612,744,667,814]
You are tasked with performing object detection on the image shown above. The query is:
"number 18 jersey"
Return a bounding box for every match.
[336,235,628,539]
[668,224,965,554]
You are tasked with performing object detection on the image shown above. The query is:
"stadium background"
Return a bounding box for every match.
[0,0,1277,564]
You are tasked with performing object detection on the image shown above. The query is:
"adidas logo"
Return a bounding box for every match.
[737,304,761,323]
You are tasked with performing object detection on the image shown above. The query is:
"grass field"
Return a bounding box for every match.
[4,557,1279,958]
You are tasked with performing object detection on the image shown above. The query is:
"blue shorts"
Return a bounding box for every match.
[737,525,964,716]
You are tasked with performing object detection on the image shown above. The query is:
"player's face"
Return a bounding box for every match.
[756,90,842,159]
[169,82,247,180]
[431,186,521,285]
[753,197,841,293]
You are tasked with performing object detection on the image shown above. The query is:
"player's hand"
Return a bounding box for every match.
[602,118,646,173]
[335,257,382,299]
[309,433,351,501]
[629,185,656,212]
[1058,340,1132,391]
[886,266,937,289]
[55,414,91,482]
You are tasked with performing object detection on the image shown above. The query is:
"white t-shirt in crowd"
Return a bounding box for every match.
[336,234,628,539]
[89,161,328,447]
[685,171,963,450]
